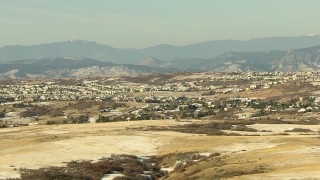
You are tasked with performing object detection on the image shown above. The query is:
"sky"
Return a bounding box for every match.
[1,0,320,48]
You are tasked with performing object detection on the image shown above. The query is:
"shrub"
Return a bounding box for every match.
[233,125,258,132]
[96,116,111,123]
[72,115,90,124]
[46,120,56,125]
[284,128,313,132]
[20,106,52,117]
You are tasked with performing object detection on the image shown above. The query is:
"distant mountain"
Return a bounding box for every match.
[203,51,286,72]
[0,40,143,64]
[191,46,320,72]
[138,56,165,67]
[135,36,320,61]
[0,57,177,79]
[1,36,320,64]
[272,46,320,71]
[144,45,320,72]
[1,46,320,79]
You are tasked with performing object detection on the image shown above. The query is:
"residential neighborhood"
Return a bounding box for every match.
[0,71,319,127]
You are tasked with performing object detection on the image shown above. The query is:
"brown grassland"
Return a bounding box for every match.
[1,120,320,179]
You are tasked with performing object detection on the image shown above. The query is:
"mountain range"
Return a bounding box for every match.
[142,45,320,72]
[0,57,177,79]
[1,35,320,64]
[1,35,320,79]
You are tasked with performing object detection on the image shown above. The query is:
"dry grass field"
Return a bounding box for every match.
[1,120,320,179]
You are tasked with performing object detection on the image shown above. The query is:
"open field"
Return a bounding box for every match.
[1,120,320,179]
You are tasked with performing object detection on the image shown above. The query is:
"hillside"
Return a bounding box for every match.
[1,37,320,76]
[0,57,177,79]
[157,46,320,72]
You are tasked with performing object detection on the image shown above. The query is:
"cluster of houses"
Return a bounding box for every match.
[1,71,319,126]
[98,93,320,122]
[0,71,312,104]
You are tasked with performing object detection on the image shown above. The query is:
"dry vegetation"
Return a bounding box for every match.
[141,119,320,136]
[1,120,320,179]
[15,155,166,180]
[122,73,188,86]
[8,151,270,180]
[19,106,53,117]
[267,82,318,101]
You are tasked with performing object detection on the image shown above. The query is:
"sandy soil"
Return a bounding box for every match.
[1,120,320,179]
[0,120,181,178]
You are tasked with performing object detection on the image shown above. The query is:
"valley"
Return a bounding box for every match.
[0,72,320,179]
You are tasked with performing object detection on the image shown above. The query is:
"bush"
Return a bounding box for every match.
[46,120,56,125]
[284,128,313,132]
[233,125,258,132]
[96,116,111,123]
[13,103,31,108]
[71,115,89,124]
[20,106,52,117]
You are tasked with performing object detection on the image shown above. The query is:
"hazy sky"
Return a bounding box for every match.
[1,0,320,48]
